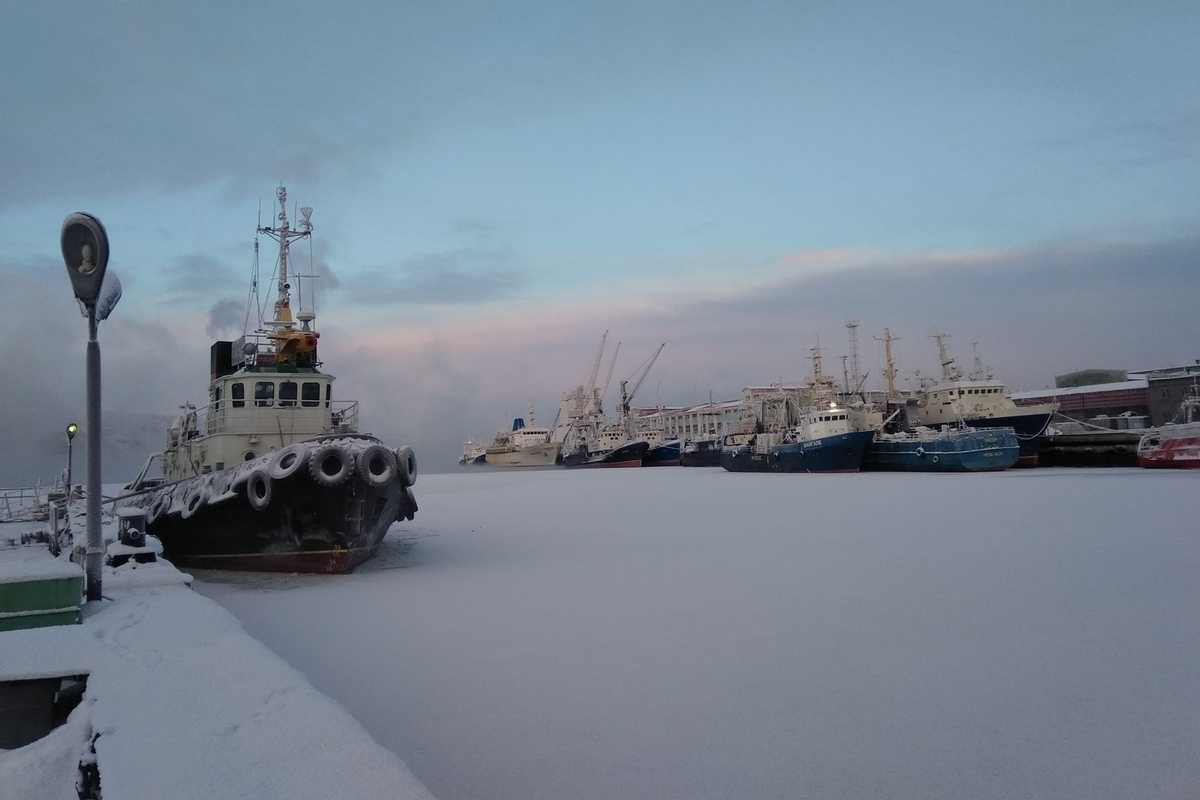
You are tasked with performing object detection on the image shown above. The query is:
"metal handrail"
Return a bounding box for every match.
[0,486,51,522]
[185,399,360,438]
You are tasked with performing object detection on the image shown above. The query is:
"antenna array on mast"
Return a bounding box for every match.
[874,328,901,398]
[845,319,861,392]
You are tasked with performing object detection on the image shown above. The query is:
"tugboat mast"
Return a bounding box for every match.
[255,186,317,366]
[257,185,313,331]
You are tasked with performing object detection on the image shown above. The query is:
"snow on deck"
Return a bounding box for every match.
[0,539,435,800]
[0,550,84,583]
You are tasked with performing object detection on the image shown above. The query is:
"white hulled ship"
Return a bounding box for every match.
[484,408,560,467]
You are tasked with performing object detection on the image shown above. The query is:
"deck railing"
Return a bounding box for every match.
[0,486,55,523]
[190,400,360,438]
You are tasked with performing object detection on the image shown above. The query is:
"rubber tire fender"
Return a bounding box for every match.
[309,443,355,487]
[180,478,210,519]
[246,469,273,511]
[149,490,172,523]
[269,444,310,481]
[358,444,397,487]
[395,446,417,487]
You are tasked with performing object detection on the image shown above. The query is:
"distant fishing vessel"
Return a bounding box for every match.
[680,434,722,467]
[1137,392,1200,469]
[722,342,878,474]
[560,425,650,467]
[117,187,418,573]
[642,438,682,466]
[720,403,875,473]
[459,440,487,465]
[679,400,724,466]
[556,334,664,468]
[863,426,1019,472]
[905,334,1057,466]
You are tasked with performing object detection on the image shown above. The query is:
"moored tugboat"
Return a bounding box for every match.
[117,187,418,573]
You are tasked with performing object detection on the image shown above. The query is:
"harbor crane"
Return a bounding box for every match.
[599,341,620,414]
[619,343,666,421]
[574,330,608,419]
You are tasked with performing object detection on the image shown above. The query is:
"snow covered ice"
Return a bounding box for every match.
[3,467,1196,798]
[0,508,435,800]
[190,466,1200,800]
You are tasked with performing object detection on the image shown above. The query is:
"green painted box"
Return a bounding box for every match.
[0,561,84,632]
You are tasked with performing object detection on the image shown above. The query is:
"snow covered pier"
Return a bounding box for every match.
[0,538,435,799]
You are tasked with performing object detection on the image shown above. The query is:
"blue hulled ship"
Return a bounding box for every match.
[864,426,1019,472]
[905,334,1057,466]
[721,402,877,474]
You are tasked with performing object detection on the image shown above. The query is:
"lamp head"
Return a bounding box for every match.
[61,212,110,305]
[66,423,78,440]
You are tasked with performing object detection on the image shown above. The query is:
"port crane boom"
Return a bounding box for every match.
[619,343,665,419]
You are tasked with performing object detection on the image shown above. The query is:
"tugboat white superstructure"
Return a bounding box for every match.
[118,187,418,573]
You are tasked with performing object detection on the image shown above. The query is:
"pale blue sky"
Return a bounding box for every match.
[3,1,1199,474]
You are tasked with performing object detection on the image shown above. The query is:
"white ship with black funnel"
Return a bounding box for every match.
[118,187,418,573]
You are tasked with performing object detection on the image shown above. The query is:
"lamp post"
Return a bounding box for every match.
[60,212,121,603]
[65,422,78,493]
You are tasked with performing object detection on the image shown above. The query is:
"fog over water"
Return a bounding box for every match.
[194,467,1200,800]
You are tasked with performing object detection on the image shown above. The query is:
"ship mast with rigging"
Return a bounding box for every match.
[255,186,317,367]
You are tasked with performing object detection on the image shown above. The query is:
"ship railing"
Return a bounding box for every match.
[0,485,53,523]
[194,400,361,438]
[328,401,359,434]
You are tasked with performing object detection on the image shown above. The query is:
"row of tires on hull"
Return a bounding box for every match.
[149,442,418,523]
[268,442,416,489]
[248,442,417,518]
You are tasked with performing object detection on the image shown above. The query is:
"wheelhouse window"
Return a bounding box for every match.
[302,382,321,407]
[255,381,275,407]
[231,383,245,408]
[279,381,298,407]
[326,384,332,408]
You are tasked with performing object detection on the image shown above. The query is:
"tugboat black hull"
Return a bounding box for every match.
[121,436,417,574]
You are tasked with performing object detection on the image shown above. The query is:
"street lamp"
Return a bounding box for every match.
[65,422,78,493]
[60,212,121,602]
